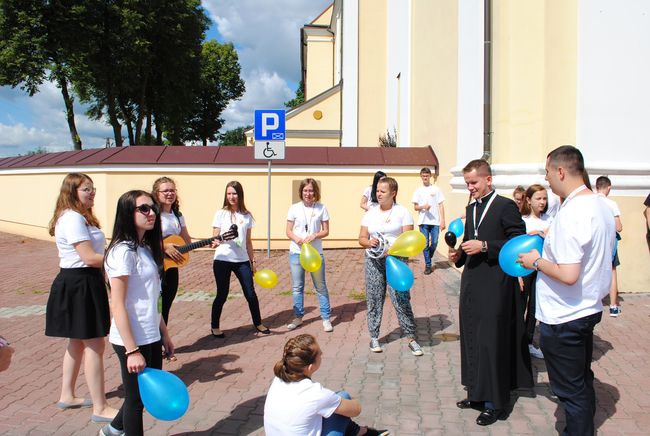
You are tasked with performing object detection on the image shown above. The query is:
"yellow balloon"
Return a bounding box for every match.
[388,230,427,257]
[254,269,278,289]
[300,243,322,272]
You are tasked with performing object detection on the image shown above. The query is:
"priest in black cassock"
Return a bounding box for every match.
[448,159,533,426]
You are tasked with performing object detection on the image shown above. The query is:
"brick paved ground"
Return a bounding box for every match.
[1,231,649,435]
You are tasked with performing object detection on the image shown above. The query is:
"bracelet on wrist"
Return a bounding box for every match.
[125,347,140,356]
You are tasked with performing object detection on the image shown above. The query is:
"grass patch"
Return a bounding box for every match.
[348,290,366,301]
[277,289,316,296]
[31,289,48,295]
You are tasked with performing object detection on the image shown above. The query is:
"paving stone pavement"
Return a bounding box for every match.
[1,231,649,435]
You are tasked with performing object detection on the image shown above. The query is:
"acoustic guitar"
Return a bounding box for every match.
[163,224,238,270]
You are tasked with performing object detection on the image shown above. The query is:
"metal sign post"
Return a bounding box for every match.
[254,110,286,258]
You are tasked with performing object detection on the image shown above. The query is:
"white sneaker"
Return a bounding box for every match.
[369,338,382,353]
[323,320,333,332]
[529,344,544,359]
[287,317,303,330]
[408,340,424,356]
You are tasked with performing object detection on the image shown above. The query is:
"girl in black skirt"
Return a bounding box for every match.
[45,173,116,422]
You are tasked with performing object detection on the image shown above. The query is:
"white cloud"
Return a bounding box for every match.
[202,0,332,129]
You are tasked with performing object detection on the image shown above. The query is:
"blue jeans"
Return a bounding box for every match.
[289,253,330,320]
[540,312,602,436]
[321,391,360,436]
[419,224,440,267]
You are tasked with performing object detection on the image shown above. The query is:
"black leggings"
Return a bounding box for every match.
[161,268,179,325]
[211,260,262,328]
[110,341,163,436]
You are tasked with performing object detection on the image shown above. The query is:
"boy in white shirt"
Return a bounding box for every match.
[595,176,623,316]
[411,167,445,274]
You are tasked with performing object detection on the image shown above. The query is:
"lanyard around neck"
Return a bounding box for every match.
[473,191,496,239]
[560,184,588,210]
[303,203,315,233]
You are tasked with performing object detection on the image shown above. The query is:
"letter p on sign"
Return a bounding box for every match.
[261,113,279,137]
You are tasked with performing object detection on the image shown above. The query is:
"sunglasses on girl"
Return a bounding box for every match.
[135,204,159,215]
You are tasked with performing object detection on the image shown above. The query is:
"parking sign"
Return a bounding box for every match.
[254,110,285,141]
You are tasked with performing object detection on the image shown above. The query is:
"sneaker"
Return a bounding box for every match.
[408,340,424,356]
[369,338,382,353]
[609,306,621,317]
[287,317,303,330]
[323,320,333,332]
[424,266,432,275]
[528,344,544,359]
[99,424,124,436]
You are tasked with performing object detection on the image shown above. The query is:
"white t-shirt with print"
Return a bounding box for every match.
[522,213,553,233]
[55,210,105,268]
[411,185,445,225]
[287,202,330,254]
[264,377,342,436]
[535,193,616,325]
[361,204,414,247]
[160,211,186,238]
[105,242,162,347]
[212,209,253,263]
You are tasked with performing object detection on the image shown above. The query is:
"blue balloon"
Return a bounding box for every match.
[138,367,189,421]
[449,218,464,238]
[499,234,544,277]
[386,255,414,292]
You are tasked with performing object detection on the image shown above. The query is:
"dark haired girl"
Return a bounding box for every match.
[102,190,174,436]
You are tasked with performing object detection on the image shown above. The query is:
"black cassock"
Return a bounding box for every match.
[455,191,533,409]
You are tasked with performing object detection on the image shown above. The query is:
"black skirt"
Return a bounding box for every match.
[45,267,110,339]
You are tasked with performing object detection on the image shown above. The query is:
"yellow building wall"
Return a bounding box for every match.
[357,0,387,147]
[287,89,341,131]
[285,137,340,147]
[305,36,335,100]
[312,4,333,26]
[1,169,424,251]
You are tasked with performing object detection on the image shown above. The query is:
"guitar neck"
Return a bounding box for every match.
[177,236,220,254]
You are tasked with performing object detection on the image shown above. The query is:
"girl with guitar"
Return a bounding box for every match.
[210,181,270,337]
[152,177,191,330]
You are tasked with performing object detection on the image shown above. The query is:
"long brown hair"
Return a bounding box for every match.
[520,184,547,216]
[273,334,319,383]
[152,176,182,216]
[48,173,100,236]
[222,181,252,217]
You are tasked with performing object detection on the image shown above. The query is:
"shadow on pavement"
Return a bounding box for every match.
[174,395,265,435]
[379,314,453,347]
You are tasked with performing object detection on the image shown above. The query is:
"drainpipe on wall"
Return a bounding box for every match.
[483,0,492,163]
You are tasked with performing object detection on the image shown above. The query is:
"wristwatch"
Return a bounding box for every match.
[533,257,542,271]
[481,241,487,253]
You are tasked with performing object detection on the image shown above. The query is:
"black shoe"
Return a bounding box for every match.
[211,328,225,338]
[424,266,432,275]
[456,399,482,410]
[255,324,271,334]
[476,408,505,426]
[365,428,389,436]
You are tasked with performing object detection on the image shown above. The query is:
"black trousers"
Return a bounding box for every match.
[540,312,602,436]
[161,267,179,325]
[110,341,163,436]
[521,272,538,344]
[211,260,262,328]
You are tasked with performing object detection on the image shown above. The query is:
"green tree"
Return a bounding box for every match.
[183,40,245,146]
[219,126,251,146]
[0,0,83,149]
[285,79,304,109]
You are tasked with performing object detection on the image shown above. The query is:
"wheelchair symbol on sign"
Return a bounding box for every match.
[263,142,277,158]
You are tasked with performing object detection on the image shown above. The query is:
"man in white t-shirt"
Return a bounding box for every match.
[595,176,623,317]
[519,145,615,436]
[411,167,445,274]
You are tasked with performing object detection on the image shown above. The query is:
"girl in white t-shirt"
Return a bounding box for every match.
[152,177,192,331]
[264,334,387,436]
[45,173,116,422]
[103,190,174,436]
[286,178,332,332]
[358,177,423,357]
[520,184,552,360]
[360,171,386,211]
[209,181,269,338]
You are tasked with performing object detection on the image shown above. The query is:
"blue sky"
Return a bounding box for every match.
[0,0,331,157]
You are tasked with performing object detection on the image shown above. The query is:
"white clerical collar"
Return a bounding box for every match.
[476,190,495,204]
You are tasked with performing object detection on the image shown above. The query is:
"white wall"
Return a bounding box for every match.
[341,0,359,147]
[386,0,411,147]
[577,0,650,169]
